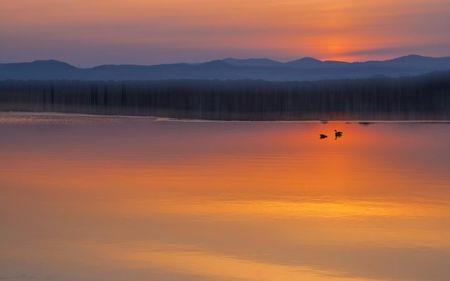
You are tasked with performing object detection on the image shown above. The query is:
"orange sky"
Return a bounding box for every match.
[1,0,450,65]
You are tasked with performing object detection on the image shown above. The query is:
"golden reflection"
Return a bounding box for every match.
[128,199,450,219]
[116,248,379,281]
[0,114,450,281]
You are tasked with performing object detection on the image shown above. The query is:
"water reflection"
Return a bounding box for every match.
[0,113,449,281]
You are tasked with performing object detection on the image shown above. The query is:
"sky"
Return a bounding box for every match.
[1,0,450,66]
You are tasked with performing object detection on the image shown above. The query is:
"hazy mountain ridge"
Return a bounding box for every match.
[1,55,450,81]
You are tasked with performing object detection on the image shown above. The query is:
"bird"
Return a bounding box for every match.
[334,130,343,139]
[320,134,328,139]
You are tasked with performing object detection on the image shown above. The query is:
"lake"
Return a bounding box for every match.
[0,112,449,281]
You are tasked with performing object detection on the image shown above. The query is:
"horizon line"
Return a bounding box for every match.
[1,53,450,68]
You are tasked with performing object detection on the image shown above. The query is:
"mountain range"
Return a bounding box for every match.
[1,55,450,81]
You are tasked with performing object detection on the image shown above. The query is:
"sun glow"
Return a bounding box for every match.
[1,0,449,64]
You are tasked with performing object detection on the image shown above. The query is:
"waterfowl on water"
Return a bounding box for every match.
[334,130,343,138]
[320,134,328,139]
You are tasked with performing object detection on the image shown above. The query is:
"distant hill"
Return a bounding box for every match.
[1,55,450,81]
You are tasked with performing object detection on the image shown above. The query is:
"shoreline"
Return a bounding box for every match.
[1,110,450,124]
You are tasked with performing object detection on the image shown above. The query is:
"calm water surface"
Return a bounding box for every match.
[0,113,449,281]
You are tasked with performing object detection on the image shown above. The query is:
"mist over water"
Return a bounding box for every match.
[2,77,450,121]
[0,113,449,281]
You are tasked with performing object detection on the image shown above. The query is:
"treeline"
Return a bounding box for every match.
[0,71,450,120]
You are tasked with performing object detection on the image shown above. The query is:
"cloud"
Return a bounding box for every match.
[340,44,450,58]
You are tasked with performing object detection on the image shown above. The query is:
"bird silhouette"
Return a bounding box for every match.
[320,134,328,139]
[334,130,343,139]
